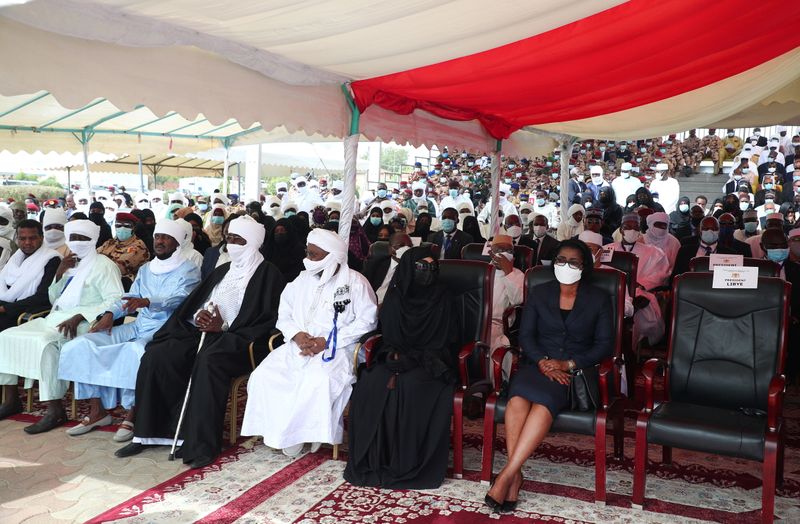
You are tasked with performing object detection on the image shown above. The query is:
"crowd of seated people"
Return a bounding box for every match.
[0,127,797,495]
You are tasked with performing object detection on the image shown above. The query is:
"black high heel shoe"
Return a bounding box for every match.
[484,479,504,512]
[501,473,523,512]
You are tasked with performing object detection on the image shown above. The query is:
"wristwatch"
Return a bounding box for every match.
[567,359,576,371]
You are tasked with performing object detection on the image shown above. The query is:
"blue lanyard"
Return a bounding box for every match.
[321,310,338,362]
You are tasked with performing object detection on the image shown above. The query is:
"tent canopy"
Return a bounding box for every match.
[1,0,800,153]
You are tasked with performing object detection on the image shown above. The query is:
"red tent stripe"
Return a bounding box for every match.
[351,0,800,139]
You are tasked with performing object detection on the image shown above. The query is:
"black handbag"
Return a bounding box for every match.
[568,365,600,411]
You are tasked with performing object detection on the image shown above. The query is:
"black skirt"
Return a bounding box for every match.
[507,364,569,417]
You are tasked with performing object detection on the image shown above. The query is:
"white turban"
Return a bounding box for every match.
[43,208,66,227]
[229,214,265,250]
[578,230,603,246]
[326,201,342,212]
[305,228,348,286]
[227,215,265,274]
[621,162,633,171]
[264,196,281,208]
[211,193,229,205]
[646,212,669,228]
[282,200,298,213]
[276,182,288,192]
[154,218,188,245]
[170,191,186,204]
[332,180,344,191]
[590,165,604,175]
[65,219,100,244]
[74,191,92,204]
[499,183,511,194]
[148,190,165,202]
[519,202,533,213]
[655,163,669,172]
[567,203,585,217]
[175,219,194,250]
[94,190,111,201]
[411,181,426,192]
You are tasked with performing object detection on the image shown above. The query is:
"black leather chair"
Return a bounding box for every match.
[688,256,780,277]
[632,273,791,522]
[604,250,638,298]
[357,259,495,479]
[481,265,627,503]
[367,240,438,260]
[461,242,534,272]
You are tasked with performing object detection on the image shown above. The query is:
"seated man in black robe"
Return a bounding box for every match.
[115,216,286,469]
[345,245,460,489]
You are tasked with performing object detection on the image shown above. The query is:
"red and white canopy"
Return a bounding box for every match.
[3,0,800,154]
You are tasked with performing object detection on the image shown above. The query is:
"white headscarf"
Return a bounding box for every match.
[43,208,67,250]
[0,207,14,239]
[0,242,60,302]
[304,228,348,287]
[207,216,265,325]
[264,196,282,218]
[52,220,100,311]
[559,203,585,239]
[645,212,671,250]
[149,219,188,275]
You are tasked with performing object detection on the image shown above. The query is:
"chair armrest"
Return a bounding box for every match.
[641,358,667,412]
[490,345,519,394]
[268,331,284,352]
[598,356,623,409]
[247,342,257,371]
[501,305,521,339]
[360,333,382,368]
[458,341,490,389]
[767,374,786,432]
[17,309,50,325]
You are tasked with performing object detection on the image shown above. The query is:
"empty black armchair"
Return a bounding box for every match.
[632,273,791,523]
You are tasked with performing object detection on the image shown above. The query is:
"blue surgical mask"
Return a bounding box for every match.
[701,230,719,244]
[370,217,382,226]
[764,183,774,190]
[198,203,208,212]
[545,161,553,167]
[536,198,546,206]
[377,189,387,198]
[766,248,789,263]
[115,227,133,241]
[449,189,459,198]
[744,221,758,233]
[284,211,296,218]
[441,218,456,233]
[551,173,559,179]
[211,215,225,225]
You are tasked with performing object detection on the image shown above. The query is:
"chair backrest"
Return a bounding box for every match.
[667,273,789,411]
[603,250,638,297]
[688,256,780,277]
[461,242,534,271]
[368,240,438,260]
[523,265,625,357]
[439,260,495,346]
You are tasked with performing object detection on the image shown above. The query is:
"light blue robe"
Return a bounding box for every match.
[58,259,200,409]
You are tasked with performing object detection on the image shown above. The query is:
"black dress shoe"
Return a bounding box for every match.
[188,455,216,470]
[0,401,22,420]
[115,442,146,458]
[500,500,518,513]
[23,411,66,434]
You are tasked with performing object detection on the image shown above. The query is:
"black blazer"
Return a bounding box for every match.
[362,255,392,291]
[429,229,473,260]
[519,280,613,369]
[519,234,559,265]
[672,237,748,278]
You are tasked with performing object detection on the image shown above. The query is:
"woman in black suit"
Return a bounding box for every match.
[484,239,613,512]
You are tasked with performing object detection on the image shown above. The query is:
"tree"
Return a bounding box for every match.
[38,177,63,188]
[380,146,409,173]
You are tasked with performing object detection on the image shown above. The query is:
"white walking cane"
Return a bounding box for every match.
[169,302,215,461]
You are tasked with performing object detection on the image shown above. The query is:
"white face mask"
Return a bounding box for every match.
[505,225,522,239]
[532,225,547,238]
[621,171,631,179]
[520,213,532,225]
[622,229,640,244]
[393,245,411,260]
[554,263,582,285]
[648,227,667,239]
[44,229,65,247]
[0,223,13,238]
[225,243,247,263]
[66,240,95,259]
[303,255,331,273]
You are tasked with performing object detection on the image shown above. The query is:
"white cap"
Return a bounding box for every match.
[621,162,633,171]
[276,182,288,191]
[589,165,604,175]
[655,163,669,171]
[332,180,344,191]
[578,230,603,246]
[499,183,511,194]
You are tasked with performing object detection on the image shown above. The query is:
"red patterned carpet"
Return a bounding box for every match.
[8,385,800,523]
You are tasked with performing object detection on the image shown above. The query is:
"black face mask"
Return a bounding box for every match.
[273,233,289,245]
[599,193,611,203]
[413,268,437,287]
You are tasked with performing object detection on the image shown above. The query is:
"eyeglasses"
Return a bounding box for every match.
[414,260,439,272]
[554,256,583,270]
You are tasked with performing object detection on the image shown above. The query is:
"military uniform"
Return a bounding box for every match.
[700,133,723,173]
[719,133,743,166]
[97,235,150,288]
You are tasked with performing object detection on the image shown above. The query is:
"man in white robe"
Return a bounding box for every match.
[642,212,680,276]
[241,228,378,457]
[0,220,123,433]
[43,208,70,258]
[58,220,201,441]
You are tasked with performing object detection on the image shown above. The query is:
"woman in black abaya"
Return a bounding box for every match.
[344,245,460,489]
